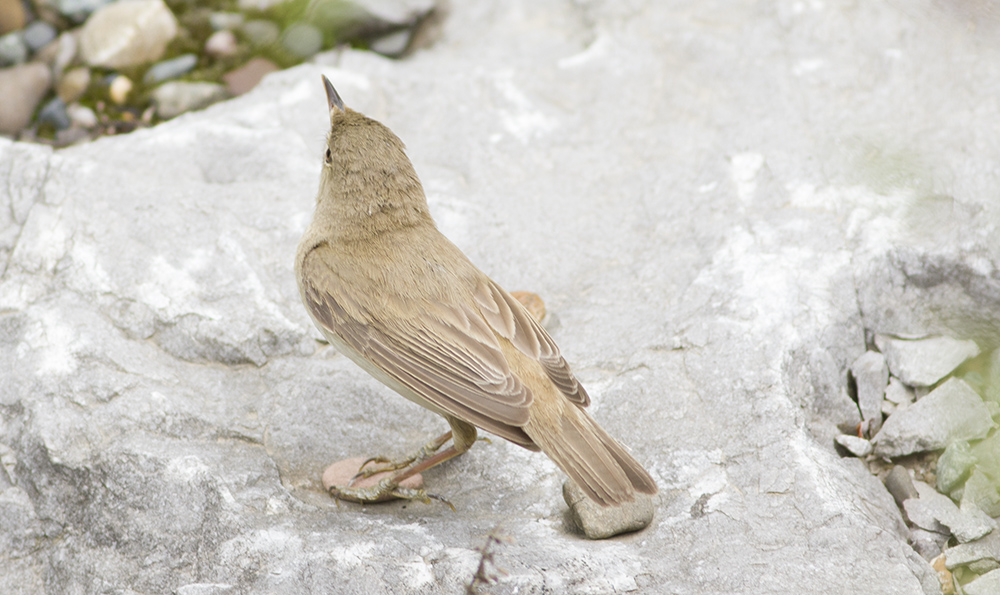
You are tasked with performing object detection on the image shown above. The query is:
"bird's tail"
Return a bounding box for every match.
[527,406,657,506]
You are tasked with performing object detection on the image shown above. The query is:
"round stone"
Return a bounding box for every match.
[281,22,322,58]
[80,0,179,68]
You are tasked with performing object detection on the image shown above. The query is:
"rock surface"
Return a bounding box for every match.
[877,335,981,388]
[5,0,1000,593]
[964,568,1000,595]
[873,379,994,458]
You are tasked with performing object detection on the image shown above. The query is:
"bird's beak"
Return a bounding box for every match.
[322,75,345,118]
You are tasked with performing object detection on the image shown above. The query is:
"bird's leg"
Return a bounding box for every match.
[330,418,479,507]
[354,430,454,479]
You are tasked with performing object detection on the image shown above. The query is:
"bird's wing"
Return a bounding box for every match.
[474,279,590,407]
[300,247,535,445]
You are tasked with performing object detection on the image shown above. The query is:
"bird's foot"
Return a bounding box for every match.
[329,477,455,511]
[352,431,454,480]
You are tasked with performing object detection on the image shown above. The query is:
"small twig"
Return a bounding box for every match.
[466,526,513,595]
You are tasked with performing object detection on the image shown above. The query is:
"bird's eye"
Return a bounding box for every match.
[324,148,332,164]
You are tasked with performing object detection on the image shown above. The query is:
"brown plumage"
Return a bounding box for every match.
[295,76,657,506]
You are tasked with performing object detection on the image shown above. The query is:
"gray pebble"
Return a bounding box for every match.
[209,12,245,31]
[910,527,949,561]
[67,103,97,128]
[38,97,71,130]
[370,29,412,57]
[144,53,197,84]
[850,351,888,435]
[0,31,27,66]
[872,378,993,458]
[945,526,1000,570]
[205,30,238,58]
[55,0,115,23]
[281,22,322,58]
[0,62,51,135]
[563,480,655,539]
[152,81,228,119]
[835,434,873,457]
[884,377,914,405]
[883,464,917,506]
[965,569,1000,595]
[876,334,980,388]
[22,20,57,52]
[241,20,280,47]
[937,440,976,494]
[909,480,995,543]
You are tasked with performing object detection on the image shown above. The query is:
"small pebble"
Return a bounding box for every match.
[151,81,227,119]
[55,0,115,23]
[883,464,917,506]
[912,527,949,561]
[143,53,197,84]
[872,378,992,458]
[962,470,1000,517]
[222,57,278,96]
[80,0,178,68]
[937,441,976,494]
[0,62,51,135]
[205,29,238,58]
[58,66,91,103]
[281,22,323,58]
[849,351,888,435]
[52,32,79,77]
[22,21,58,52]
[909,480,995,543]
[0,0,26,35]
[876,334,980,388]
[209,11,244,31]
[835,434,873,457]
[241,19,280,47]
[884,377,914,405]
[0,31,27,66]
[563,480,655,539]
[510,291,546,324]
[67,103,97,128]
[944,526,1000,570]
[370,29,412,57]
[55,127,91,145]
[964,569,1000,595]
[38,97,71,130]
[321,456,424,503]
[109,74,133,104]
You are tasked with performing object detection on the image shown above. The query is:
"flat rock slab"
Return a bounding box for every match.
[946,529,1000,570]
[964,568,1000,595]
[877,335,981,388]
[873,378,994,458]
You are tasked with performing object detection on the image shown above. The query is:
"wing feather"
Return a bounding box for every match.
[300,247,535,445]
[475,280,590,406]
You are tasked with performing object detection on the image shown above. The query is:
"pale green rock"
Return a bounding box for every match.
[938,441,976,494]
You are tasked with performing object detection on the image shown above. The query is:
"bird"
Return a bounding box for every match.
[294,75,657,507]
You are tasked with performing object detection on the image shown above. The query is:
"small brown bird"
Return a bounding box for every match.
[295,76,657,507]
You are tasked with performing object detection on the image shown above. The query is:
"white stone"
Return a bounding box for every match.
[80,0,178,68]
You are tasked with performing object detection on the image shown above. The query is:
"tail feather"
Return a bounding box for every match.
[528,408,657,506]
